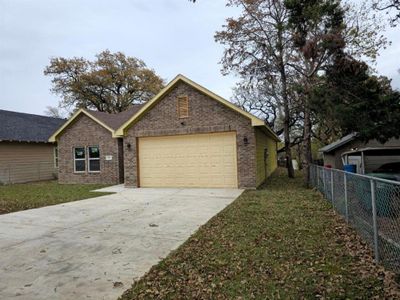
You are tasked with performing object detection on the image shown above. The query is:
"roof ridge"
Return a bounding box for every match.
[83,105,144,131]
[0,109,66,143]
[84,104,144,115]
[114,74,280,141]
[319,132,358,153]
[0,109,65,121]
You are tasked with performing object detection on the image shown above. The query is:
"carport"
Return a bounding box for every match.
[341,147,400,174]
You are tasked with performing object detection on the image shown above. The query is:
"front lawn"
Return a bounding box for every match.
[120,169,399,299]
[0,181,112,214]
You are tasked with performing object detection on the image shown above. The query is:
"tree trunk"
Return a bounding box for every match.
[302,76,313,187]
[283,100,295,178]
[303,104,312,187]
[277,33,295,179]
[280,63,294,178]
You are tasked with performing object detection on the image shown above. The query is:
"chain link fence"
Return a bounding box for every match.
[0,161,57,185]
[310,164,400,274]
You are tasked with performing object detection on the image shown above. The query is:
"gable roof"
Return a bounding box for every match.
[48,74,280,142]
[114,74,280,141]
[48,105,142,142]
[0,109,65,143]
[319,133,358,154]
[85,105,143,130]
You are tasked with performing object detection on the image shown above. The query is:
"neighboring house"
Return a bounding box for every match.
[0,110,65,184]
[49,74,280,189]
[319,133,400,172]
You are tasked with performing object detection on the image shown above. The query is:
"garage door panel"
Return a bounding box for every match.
[138,132,238,188]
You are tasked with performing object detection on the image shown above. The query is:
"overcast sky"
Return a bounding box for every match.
[0,0,399,116]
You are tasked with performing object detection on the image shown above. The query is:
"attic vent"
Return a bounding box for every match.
[177,95,189,118]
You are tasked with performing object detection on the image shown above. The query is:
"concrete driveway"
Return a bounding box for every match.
[0,187,242,300]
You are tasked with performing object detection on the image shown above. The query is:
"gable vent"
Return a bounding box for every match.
[177,95,189,118]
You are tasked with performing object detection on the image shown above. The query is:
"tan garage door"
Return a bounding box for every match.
[138,132,238,188]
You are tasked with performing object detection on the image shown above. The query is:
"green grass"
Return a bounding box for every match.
[0,181,112,214]
[120,169,398,299]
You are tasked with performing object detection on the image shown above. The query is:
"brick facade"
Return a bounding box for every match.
[57,114,121,184]
[123,81,257,188]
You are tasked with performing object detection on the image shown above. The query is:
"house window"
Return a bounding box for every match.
[74,147,86,173]
[88,146,100,172]
[54,146,59,168]
[177,95,189,118]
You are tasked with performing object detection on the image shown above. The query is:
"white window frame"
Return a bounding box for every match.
[73,147,86,173]
[88,146,101,173]
[54,146,59,169]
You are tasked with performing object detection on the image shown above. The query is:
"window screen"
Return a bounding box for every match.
[88,146,100,172]
[74,147,86,172]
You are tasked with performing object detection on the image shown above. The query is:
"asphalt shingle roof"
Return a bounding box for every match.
[84,105,143,130]
[319,133,358,154]
[0,109,66,143]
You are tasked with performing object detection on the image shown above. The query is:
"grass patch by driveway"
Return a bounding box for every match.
[0,181,112,214]
[120,169,399,299]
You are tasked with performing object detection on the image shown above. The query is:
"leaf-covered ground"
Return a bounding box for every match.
[120,169,399,299]
[0,181,112,214]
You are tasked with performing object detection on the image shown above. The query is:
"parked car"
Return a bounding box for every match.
[357,162,400,217]
[369,162,400,182]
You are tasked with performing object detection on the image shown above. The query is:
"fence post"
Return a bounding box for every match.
[331,169,335,208]
[344,172,349,223]
[323,168,326,197]
[370,179,379,262]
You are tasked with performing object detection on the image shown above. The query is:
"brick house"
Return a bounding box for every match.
[49,75,280,188]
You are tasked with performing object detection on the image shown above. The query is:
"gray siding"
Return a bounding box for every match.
[323,138,400,170]
[0,142,57,184]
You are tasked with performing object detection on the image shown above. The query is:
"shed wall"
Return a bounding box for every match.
[324,138,400,170]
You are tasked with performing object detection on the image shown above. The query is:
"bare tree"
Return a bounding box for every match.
[215,0,296,178]
[232,80,282,131]
[344,1,389,60]
[44,106,68,119]
[372,0,400,26]
[285,0,389,186]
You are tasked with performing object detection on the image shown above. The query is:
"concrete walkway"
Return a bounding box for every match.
[0,187,242,300]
